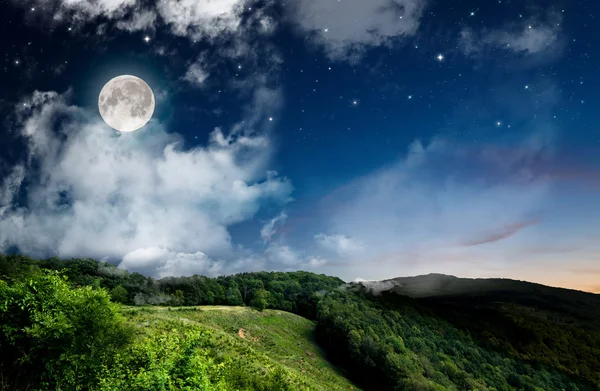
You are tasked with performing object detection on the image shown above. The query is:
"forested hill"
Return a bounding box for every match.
[360,273,600,327]
[2,254,600,391]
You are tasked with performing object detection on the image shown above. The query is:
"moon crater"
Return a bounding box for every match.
[98,75,154,132]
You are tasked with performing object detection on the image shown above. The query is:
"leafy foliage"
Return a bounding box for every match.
[315,287,600,391]
[0,270,132,390]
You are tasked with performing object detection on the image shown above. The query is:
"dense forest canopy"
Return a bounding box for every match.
[1,254,599,391]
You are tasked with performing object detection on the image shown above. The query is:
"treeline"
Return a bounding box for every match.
[0,254,344,319]
[315,288,600,391]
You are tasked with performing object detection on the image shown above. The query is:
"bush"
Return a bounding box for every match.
[0,270,132,390]
[96,329,228,391]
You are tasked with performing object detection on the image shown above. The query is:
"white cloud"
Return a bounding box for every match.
[19,0,151,31]
[260,211,287,243]
[314,233,364,257]
[264,242,329,269]
[57,0,137,18]
[157,0,246,40]
[265,243,299,266]
[459,10,563,58]
[120,247,224,278]
[0,89,292,277]
[307,257,328,268]
[288,0,427,61]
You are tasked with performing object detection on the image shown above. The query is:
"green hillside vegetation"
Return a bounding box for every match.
[120,306,358,390]
[0,268,357,391]
[1,254,600,391]
[316,287,600,391]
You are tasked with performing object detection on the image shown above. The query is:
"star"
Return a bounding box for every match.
[470,11,475,16]
[408,95,413,99]
[324,28,329,33]
[496,121,502,127]
[436,54,444,62]
[30,7,35,11]
[269,117,273,121]
[144,36,151,43]
[14,59,20,65]
[525,85,530,89]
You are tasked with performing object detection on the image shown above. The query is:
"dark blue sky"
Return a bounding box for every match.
[1,0,599,291]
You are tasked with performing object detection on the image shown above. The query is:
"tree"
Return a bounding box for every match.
[173,289,185,306]
[110,285,129,303]
[226,286,243,306]
[250,289,269,311]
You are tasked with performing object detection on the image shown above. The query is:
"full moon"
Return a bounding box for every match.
[98,75,154,132]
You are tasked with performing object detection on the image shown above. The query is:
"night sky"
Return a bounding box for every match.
[1,0,599,292]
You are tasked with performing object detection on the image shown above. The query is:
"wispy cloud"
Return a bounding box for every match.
[459,9,564,62]
[311,136,552,279]
[287,0,427,62]
[260,211,288,243]
[315,233,364,257]
[458,219,539,247]
[183,55,210,87]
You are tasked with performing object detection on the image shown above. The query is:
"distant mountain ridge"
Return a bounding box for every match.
[354,273,600,328]
[368,273,598,297]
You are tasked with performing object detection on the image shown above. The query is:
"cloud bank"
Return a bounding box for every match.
[0,89,292,277]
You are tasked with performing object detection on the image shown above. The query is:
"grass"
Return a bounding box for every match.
[122,306,360,391]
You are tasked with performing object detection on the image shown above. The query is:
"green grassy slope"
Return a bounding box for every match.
[124,306,360,391]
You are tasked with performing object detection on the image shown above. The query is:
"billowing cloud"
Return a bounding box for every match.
[119,247,224,278]
[0,89,292,277]
[288,0,427,61]
[19,0,249,37]
[459,10,563,59]
[314,233,364,257]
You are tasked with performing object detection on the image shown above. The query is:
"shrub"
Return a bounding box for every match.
[0,270,132,390]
